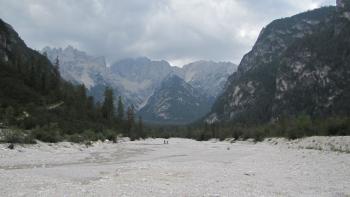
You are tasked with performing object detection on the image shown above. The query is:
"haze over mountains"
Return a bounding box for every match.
[42,46,237,124]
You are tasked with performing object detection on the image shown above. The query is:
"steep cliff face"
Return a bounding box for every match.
[42,46,107,89]
[273,8,350,119]
[208,6,350,123]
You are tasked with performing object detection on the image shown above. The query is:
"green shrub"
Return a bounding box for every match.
[95,132,106,141]
[253,128,265,142]
[82,129,98,141]
[325,117,350,136]
[68,133,84,143]
[103,129,118,141]
[32,124,62,143]
[1,129,36,144]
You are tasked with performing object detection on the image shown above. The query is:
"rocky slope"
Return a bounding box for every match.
[138,74,212,124]
[208,4,350,123]
[107,57,178,109]
[42,46,107,89]
[181,61,236,99]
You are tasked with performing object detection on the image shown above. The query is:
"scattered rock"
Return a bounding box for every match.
[244,172,255,176]
[7,143,14,150]
[85,141,93,148]
[229,138,236,143]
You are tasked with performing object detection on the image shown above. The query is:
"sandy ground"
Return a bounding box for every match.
[0,137,349,197]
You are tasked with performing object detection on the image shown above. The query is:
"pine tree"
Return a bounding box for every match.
[41,73,48,94]
[29,65,36,87]
[86,96,95,119]
[117,96,124,121]
[138,116,145,139]
[126,105,135,134]
[102,87,115,122]
[4,106,15,125]
[52,56,61,89]
[77,85,87,103]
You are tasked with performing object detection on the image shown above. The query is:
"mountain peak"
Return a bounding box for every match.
[139,73,212,124]
[64,45,77,53]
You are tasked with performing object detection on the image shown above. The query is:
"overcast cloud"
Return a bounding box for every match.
[0,0,335,66]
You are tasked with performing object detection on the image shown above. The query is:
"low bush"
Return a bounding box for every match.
[67,133,84,143]
[1,129,36,144]
[32,124,62,143]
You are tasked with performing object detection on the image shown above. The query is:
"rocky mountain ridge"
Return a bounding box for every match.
[42,47,237,123]
[207,4,350,124]
[139,74,212,124]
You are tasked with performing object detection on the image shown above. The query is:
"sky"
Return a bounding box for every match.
[0,0,335,67]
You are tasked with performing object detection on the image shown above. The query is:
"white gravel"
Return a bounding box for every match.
[0,137,349,197]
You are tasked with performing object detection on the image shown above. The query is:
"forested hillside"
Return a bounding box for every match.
[0,19,142,143]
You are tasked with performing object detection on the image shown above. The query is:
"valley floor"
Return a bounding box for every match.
[0,137,349,197]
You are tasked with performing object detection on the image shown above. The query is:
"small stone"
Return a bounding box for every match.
[7,144,14,150]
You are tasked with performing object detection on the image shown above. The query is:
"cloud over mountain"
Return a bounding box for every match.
[0,0,334,66]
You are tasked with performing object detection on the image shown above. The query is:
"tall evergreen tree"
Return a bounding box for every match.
[117,96,124,121]
[4,106,15,125]
[102,87,115,122]
[138,116,145,139]
[52,56,61,90]
[126,105,135,133]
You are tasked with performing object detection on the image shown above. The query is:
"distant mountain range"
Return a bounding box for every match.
[42,47,237,124]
